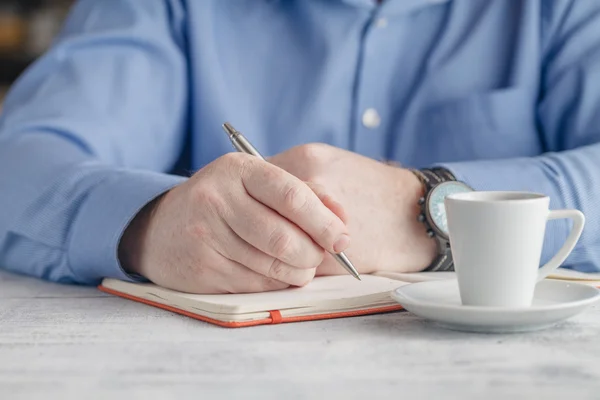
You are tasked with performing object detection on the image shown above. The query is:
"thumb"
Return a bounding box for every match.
[304,181,348,225]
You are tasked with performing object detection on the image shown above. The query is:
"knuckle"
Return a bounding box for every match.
[232,153,256,179]
[318,217,338,242]
[219,152,253,181]
[219,151,246,166]
[268,259,289,281]
[282,183,310,214]
[295,143,330,163]
[289,143,333,182]
[268,229,297,260]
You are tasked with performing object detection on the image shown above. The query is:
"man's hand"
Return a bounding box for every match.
[269,144,436,275]
[118,153,350,294]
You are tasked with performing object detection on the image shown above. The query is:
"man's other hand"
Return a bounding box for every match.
[269,144,436,275]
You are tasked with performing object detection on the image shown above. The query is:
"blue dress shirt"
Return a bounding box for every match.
[1,0,600,284]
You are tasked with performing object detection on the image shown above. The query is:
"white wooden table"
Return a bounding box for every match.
[2,269,600,400]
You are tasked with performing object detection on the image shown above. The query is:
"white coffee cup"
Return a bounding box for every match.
[445,191,585,308]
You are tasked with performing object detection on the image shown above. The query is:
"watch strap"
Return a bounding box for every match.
[412,167,456,272]
[425,248,454,272]
[412,167,455,191]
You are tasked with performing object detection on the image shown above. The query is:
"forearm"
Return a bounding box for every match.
[0,133,185,284]
[440,143,600,272]
[0,0,189,284]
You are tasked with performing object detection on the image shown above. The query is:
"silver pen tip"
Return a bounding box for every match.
[333,252,361,281]
[222,122,238,137]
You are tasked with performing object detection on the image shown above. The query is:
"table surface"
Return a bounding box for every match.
[2,270,600,400]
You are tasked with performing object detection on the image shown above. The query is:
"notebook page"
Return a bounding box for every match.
[102,275,405,315]
[375,268,600,283]
[548,268,600,281]
[372,271,455,282]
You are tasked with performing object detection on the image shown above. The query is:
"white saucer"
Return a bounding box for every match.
[390,279,600,333]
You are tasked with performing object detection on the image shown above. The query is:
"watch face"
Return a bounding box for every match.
[427,181,473,236]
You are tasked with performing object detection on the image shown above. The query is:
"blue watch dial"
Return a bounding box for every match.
[427,181,473,235]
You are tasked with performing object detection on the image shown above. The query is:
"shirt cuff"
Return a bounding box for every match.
[436,158,556,193]
[68,169,187,284]
[436,157,570,266]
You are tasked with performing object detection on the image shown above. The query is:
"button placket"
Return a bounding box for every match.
[351,13,391,158]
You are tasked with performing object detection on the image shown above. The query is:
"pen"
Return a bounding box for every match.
[222,122,362,281]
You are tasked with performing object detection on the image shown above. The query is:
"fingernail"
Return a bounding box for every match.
[333,234,351,253]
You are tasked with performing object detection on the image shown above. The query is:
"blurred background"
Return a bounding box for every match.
[0,0,74,109]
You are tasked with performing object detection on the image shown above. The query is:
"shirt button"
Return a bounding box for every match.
[362,108,381,129]
[375,18,388,28]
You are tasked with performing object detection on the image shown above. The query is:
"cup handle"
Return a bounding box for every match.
[537,209,585,281]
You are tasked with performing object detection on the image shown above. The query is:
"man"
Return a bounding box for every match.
[0,0,598,294]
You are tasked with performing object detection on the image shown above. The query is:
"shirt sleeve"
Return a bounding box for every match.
[0,0,188,284]
[438,1,600,272]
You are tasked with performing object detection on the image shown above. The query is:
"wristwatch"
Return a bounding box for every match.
[411,167,473,272]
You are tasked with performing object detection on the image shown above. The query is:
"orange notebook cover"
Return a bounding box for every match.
[98,275,408,328]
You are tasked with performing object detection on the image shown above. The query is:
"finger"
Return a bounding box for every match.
[187,244,291,294]
[215,224,317,287]
[304,181,348,224]
[150,241,289,294]
[241,160,350,253]
[222,190,325,269]
[217,258,291,294]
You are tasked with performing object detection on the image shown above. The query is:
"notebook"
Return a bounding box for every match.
[98,268,600,328]
[546,268,600,286]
